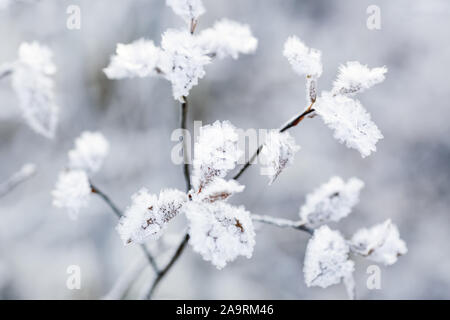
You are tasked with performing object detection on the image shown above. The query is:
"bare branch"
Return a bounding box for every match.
[233,103,315,180]
[102,257,147,300]
[252,214,313,235]
[0,163,36,198]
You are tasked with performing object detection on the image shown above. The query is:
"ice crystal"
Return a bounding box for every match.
[315,92,383,157]
[68,131,110,173]
[184,201,255,269]
[351,219,407,266]
[299,176,364,226]
[259,130,300,185]
[303,225,354,288]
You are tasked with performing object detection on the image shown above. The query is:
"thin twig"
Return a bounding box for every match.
[144,19,200,298]
[0,163,36,198]
[103,257,147,300]
[252,214,313,235]
[233,103,315,180]
[146,233,189,299]
[91,183,160,274]
[0,66,12,80]
[146,96,193,299]
[181,97,191,191]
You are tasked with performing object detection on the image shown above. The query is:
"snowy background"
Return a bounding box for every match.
[1,0,449,299]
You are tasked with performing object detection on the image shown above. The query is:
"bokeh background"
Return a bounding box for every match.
[1,0,449,299]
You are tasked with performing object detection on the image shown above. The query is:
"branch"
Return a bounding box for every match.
[145,99,316,298]
[103,256,147,300]
[233,103,315,180]
[0,163,36,198]
[90,182,160,274]
[146,233,190,299]
[252,214,313,235]
[0,65,12,80]
[145,96,193,299]
[181,97,191,191]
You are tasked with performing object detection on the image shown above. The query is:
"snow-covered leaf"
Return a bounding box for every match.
[192,120,242,192]
[299,176,364,226]
[315,91,383,157]
[283,36,322,78]
[197,19,258,59]
[68,131,109,173]
[52,170,91,219]
[116,188,187,244]
[159,29,211,101]
[333,61,387,96]
[103,39,161,79]
[185,201,255,269]
[303,225,354,288]
[11,42,58,138]
[166,0,205,25]
[350,219,407,266]
[191,178,244,203]
[259,130,300,185]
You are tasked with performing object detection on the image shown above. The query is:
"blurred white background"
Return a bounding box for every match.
[0,0,449,299]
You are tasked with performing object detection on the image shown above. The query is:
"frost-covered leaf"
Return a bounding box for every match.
[68,131,109,173]
[333,61,387,96]
[191,178,244,203]
[159,29,211,101]
[103,39,161,79]
[315,92,383,157]
[197,19,258,59]
[11,42,58,138]
[299,176,364,226]
[166,0,205,25]
[259,130,300,185]
[303,225,354,288]
[116,188,186,244]
[52,170,91,219]
[283,36,322,78]
[184,201,255,269]
[192,120,242,192]
[351,219,407,266]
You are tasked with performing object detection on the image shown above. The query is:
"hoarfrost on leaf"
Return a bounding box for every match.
[166,0,205,25]
[350,219,407,266]
[197,19,258,59]
[52,170,91,219]
[116,188,186,244]
[192,120,242,192]
[159,29,211,101]
[315,91,383,157]
[11,42,58,138]
[303,225,354,288]
[299,176,364,226]
[283,36,323,78]
[68,131,110,173]
[259,130,300,185]
[191,178,244,203]
[103,39,161,79]
[184,201,255,269]
[332,61,387,96]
